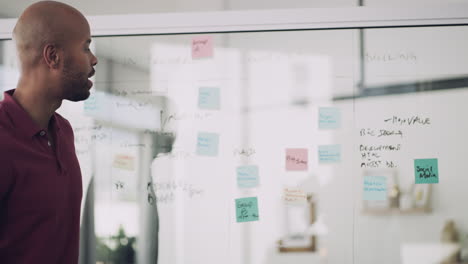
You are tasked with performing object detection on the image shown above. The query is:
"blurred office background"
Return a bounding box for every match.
[1,1,468,264]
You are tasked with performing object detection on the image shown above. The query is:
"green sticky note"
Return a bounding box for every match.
[414,158,439,184]
[235,197,259,223]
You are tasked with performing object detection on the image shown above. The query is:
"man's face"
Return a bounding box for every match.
[60,21,97,102]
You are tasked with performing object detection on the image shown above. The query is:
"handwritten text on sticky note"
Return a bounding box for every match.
[415,158,439,184]
[363,176,387,201]
[84,93,97,111]
[196,132,219,156]
[284,187,307,205]
[319,107,341,129]
[192,36,213,59]
[112,154,135,171]
[286,148,308,171]
[318,144,341,163]
[84,91,103,114]
[236,197,259,223]
[237,165,259,188]
[198,87,220,110]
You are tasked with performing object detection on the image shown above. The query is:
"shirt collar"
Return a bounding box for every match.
[2,89,61,138]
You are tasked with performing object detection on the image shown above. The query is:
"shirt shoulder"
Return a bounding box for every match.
[54,112,74,135]
[54,112,72,128]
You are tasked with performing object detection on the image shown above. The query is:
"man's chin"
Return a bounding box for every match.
[66,90,91,102]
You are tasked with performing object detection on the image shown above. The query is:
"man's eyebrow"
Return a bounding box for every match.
[85,39,92,44]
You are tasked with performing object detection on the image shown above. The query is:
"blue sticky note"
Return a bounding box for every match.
[319,107,341,129]
[235,197,259,223]
[318,145,341,163]
[84,93,98,112]
[237,165,259,188]
[198,87,220,110]
[415,158,439,184]
[196,132,219,156]
[363,176,387,201]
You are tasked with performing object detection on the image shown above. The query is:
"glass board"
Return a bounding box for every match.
[1,25,467,264]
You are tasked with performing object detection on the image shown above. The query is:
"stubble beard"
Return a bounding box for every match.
[62,61,91,102]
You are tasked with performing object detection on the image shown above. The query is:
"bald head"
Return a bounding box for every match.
[13,1,89,70]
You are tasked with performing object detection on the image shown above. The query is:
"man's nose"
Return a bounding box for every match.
[91,53,98,66]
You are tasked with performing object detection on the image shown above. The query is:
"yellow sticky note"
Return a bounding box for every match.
[284,187,307,205]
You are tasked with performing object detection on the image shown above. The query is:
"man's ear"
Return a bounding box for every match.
[43,44,61,69]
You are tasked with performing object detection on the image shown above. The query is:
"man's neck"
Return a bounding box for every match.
[13,83,62,130]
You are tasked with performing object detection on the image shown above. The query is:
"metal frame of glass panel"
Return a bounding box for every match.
[1,6,468,38]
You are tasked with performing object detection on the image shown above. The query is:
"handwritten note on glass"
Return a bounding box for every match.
[112,154,135,171]
[237,165,259,188]
[84,91,103,115]
[198,87,220,110]
[284,187,307,205]
[286,148,308,171]
[192,35,213,59]
[319,107,341,130]
[235,197,259,223]
[415,158,439,184]
[318,144,341,163]
[363,176,387,201]
[196,132,219,156]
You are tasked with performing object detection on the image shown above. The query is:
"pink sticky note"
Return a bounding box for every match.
[286,148,308,171]
[192,36,213,59]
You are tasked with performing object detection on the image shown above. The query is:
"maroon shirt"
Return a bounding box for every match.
[0,89,83,264]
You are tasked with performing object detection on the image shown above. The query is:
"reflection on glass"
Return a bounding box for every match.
[1,25,468,264]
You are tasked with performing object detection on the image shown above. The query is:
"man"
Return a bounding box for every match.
[0,1,97,263]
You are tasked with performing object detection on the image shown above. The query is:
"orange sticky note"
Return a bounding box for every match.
[192,36,213,59]
[286,148,308,171]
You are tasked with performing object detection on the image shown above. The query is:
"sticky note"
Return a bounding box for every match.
[415,158,439,184]
[319,107,341,129]
[318,145,341,163]
[284,187,307,205]
[196,132,219,156]
[237,165,259,188]
[112,154,135,171]
[192,35,213,59]
[363,176,387,201]
[198,87,220,110]
[235,197,259,223]
[286,148,308,171]
[84,92,98,112]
